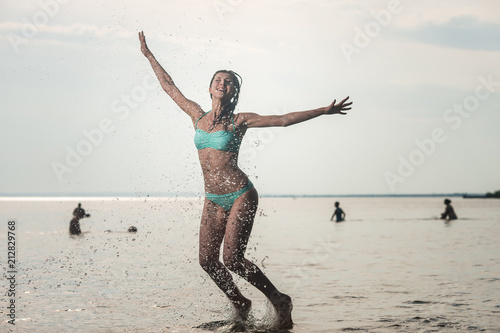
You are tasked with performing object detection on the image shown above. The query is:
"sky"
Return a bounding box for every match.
[1,0,499,196]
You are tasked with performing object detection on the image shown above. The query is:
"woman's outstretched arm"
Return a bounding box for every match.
[139,31,203,121]
[240,97,352,128]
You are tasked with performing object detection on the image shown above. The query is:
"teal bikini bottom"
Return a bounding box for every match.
[205,180,254,211]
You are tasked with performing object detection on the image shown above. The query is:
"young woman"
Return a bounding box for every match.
[139,31,352,329]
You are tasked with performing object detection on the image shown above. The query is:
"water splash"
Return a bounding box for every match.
[195,300,289,332]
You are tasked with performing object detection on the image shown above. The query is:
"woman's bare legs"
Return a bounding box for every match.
[199,198,252,319]
[223,188,293,329]
[199,187,293,328]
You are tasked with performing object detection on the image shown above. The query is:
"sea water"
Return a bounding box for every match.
[0,196,499,332]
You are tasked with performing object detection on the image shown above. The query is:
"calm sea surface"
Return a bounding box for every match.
[0,196,499,333]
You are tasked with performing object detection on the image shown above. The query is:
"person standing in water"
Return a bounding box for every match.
[440,198,457,220]
[330,201,346,222]
[69,203,90,235]
[139,31,352,329]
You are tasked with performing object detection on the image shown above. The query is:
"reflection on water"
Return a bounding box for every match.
[0,197,499,332]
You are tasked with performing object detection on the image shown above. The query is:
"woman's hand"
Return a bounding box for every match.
[324,96,352,115]
[138,31,152,57]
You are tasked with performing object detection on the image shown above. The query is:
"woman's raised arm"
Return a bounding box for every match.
[139,31,203,121]
[240,97,352,128]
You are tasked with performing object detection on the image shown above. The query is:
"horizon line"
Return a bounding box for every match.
[0,192,481,199]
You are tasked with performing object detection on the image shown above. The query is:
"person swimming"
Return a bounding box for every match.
[69,203,90,235]
[139,31,352,329]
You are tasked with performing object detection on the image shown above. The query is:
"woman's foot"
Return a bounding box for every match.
[231,298,252,321]
[270,291,293,329]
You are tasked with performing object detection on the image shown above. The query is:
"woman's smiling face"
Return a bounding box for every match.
[209,72,236,101]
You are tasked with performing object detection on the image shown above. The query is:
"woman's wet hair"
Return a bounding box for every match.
[209,70,242,129]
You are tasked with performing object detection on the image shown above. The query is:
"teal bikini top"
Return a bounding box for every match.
[194,111,242,153]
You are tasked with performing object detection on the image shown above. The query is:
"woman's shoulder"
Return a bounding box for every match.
[233,112,259,126]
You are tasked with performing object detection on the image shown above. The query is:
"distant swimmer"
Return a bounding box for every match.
[440,198,457,220]
[330,201,346,222]
[139,31,352,330]
[69,203,90,235]
[104,227,137,233]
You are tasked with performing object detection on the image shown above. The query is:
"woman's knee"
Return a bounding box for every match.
[222,252,244,273]
[199,253,218,272]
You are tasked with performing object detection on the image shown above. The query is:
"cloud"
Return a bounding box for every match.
[19,22,111,36]
[0,21,129,52]
[398,15,500,51]
[0,20,269,57]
